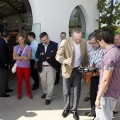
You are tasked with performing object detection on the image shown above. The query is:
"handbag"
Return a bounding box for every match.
[11,45,28,73]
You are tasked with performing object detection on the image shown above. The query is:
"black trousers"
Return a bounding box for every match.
[55,65,61,84]
[30,60,39,87]
[0,69,8,95]
[90,76,99,113]
[63,68,82,111]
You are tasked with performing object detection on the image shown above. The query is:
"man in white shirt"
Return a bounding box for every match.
[58,32,66,47]
[56,28,88,120]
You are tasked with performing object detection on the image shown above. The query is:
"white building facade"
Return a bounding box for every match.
[28,0,99,42]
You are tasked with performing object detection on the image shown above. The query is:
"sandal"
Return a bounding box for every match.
[84,97,90,102]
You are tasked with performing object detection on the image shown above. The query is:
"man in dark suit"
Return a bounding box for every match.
[36,32,58,105]
[0,31,13,97]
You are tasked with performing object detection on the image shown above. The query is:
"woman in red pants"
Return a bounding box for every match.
[13,34,33,100]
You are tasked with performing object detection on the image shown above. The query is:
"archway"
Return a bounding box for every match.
[69,6,86,38]
[0,0,33,39]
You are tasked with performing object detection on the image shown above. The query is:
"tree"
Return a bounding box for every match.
[97,0,120,33]
[115,26,120,34]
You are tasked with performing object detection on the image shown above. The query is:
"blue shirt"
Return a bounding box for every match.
[30,40,38,61]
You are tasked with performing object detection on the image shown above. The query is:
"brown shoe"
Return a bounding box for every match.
[84,97,90,102]
[45,99,51,105]
[41,93,47,99]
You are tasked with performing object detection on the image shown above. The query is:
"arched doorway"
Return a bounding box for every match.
[69,6,86,38]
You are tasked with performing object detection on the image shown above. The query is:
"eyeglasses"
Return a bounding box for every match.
[19,51,22,56]
[89,41,97,45]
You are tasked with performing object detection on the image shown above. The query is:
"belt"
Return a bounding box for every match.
[43,65,50,67]
[73,67,79,69]
[93,75,99,77]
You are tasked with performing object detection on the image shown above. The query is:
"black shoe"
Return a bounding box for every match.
[41,93,47,99]
[85,111,95,116]
[73,111,79,120]
[6,89,13,93]
[32,84,35,87]
[45,99,51,105]
[62,110,69,118]
[32,87,39,90]
[54,82,59,85]
[0,93,10,97]
[113,111,118,114]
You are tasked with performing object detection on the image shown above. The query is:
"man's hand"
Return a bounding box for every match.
[34,61,38,69]
[84,72,93,76]
[46,57,51,59]
[8,65,10,69]
[64,57,73,66]
[95,70,100,75]
[34,64,37,69]
[95,98,101,109]
[40,52,44,55]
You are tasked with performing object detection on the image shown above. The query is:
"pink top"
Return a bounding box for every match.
[13,45,32,68]
[100,45,120,99]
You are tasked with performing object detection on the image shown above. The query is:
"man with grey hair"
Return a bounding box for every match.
[56,28,88,120]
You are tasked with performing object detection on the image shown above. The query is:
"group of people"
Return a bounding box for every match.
[0,31,65,100]
[0,28,120,120]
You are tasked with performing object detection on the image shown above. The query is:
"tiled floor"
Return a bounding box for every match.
[0,76,119,120]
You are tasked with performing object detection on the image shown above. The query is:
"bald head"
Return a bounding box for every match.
[71,28,82,44]
[114,34,120,47]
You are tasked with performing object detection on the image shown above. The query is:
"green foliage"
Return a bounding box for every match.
[97,0,120,33]
[115,26,120,34]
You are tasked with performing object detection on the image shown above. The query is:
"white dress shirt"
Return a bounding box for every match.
[73,41,81,68]
[42,44,49,65]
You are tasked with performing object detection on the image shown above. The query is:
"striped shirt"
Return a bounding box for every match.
[89,47,103,69]
[100,45,120,99]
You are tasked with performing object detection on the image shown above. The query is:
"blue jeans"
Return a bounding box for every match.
[94,97,117,120]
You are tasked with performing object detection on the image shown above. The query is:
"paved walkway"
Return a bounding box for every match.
[0,76,119,120]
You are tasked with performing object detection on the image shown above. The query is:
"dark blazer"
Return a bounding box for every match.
[0,37,10,69]
[36,40,60,73]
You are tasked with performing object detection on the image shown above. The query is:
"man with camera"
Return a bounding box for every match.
[85,32,103,118]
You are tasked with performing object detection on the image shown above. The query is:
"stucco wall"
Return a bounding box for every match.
[28,0,99,42]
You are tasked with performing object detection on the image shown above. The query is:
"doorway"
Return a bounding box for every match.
[69,6,86,38]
